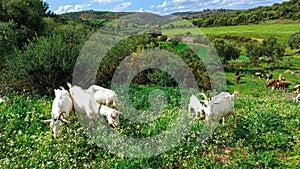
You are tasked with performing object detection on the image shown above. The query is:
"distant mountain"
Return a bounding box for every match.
[170,9,232,19]
[58,0,299,28]
[60,10,134,27]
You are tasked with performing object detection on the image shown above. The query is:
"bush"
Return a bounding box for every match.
[6,25,91,94]
[288,32,300,50]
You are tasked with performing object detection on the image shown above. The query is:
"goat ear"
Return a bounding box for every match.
[42,119,52,123]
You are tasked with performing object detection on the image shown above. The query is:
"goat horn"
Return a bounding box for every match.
[67,82,72,89]
[58,111,66,120]
[42,119,52,123]
[196,93,208,101]
[232,91,238,96]
[59,86,65,90]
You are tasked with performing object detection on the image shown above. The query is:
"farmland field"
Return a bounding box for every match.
[162,22,300,44]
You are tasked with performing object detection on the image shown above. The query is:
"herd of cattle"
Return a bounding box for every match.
[253,72,300,99]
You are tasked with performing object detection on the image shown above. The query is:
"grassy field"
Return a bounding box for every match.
[1,62,299,168]
[162,22,300,44]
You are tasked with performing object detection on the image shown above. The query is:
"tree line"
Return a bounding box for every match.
[191,0,300,27]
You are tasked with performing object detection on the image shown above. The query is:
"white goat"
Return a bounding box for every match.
[292,93,300,102]
[67,83,122,127]
[188,95,205,119]
[99,105,122,127]
[86,85,118,107]
[198,91,237,127]
[42,87,73,138]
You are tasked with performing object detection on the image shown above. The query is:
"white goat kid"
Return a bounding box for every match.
[86,85,118,107]
[188,94,208,119]
[99,105,122,127]
[198,91,237,127]
[42,88,73,138]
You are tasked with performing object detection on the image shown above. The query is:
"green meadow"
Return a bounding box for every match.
[162,22,300,44]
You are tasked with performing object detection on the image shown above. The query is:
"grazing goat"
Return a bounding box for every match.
[67,83,121,127]
[188,95,205,119]
[198,91,237,127]
[293,85,300,94]
[99,105,122,127]
[86,85,118,107]
[292,93,300,102]
[42,88,73,138]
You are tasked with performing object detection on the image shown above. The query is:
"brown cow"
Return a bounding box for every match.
[273,81,290,91]
[236,75,240,84]
[265,79,276,88]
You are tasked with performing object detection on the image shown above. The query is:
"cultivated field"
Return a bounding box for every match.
[162,22,300,44]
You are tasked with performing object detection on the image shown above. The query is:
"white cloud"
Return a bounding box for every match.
[158,1,171,9]
[93,0,123,4]
[172,0,198,5]
[54,4,91,14]
[112,2,132,11]
[139,8,144,12]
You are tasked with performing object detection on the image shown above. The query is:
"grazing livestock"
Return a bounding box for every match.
[266,74,273,82]
[265,79,276,88]
[42,88,73,138]
[272,81,290,91]
[67,83,122,127]
[236,75,241,84]
[86,85,118,107]
[188,95,205,119]
[293,85,300,94]
[292,93,300,102]
[253,72,262,78]
[99,105,122,127]
[279,74,285,81]
[198,91,237,127]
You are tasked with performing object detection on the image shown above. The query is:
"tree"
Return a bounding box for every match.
[0,0,48,47]
[0,21,17,68]
[288,32,300,50]
[246,42,264,67]
[262,37,285,65]
[211,39,240,64]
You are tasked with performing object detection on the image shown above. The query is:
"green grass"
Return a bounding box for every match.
[1,71,299,167]
[162,23,300,44]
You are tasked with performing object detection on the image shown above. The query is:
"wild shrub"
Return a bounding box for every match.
[5,25,91,95]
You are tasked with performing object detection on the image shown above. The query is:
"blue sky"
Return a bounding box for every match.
[44,0,289,15]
